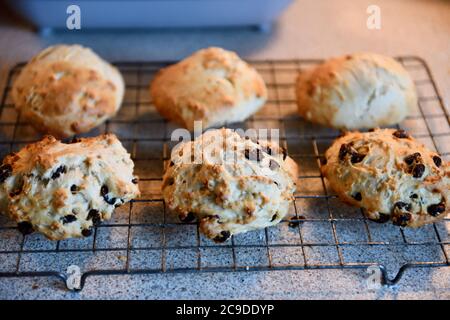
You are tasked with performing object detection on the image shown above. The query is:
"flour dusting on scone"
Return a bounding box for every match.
[322,128,449,227]
[296,53,417,129]
[0,134,139,240]
[12,44,124,138]
[162,128,298,242]
[150,47,267,130]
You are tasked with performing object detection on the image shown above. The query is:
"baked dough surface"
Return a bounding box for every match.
[150,47,267,130]
[322,128,448,227]
[296,53,417,129]
[12,44,124,138]
[162,128,298,241]
[0,134,139,240]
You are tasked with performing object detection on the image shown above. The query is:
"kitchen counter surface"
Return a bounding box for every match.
[0,0,449,299]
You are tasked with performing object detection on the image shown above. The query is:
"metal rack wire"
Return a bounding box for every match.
[0,57,448,292]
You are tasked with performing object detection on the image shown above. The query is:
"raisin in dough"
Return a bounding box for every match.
[296,53,417,129]
[150,47,267,131]
[12,44,124,138]
[162,128,298,242]
[321,128,449,227]
[0,134,140,240]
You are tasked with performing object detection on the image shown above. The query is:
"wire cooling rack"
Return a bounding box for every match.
[0,57,448,292]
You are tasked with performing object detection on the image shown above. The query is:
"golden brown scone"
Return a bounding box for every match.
[296,53,417,129]
[162,128,298,242]
[0,134,139,240]
[12,44,124,138]
[150,47,267,130]
[322,128,449,227]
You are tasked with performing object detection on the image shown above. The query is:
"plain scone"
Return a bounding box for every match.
[12,44,124,138]
[296,53,417,129]
[0,134,140,240]
[321,128,448,227]
[162,128,298,242]
[150,47,267,130]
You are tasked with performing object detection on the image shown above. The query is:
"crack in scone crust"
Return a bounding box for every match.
[162,128,298,242]
[0,134,140,240]
[321,128,449,227]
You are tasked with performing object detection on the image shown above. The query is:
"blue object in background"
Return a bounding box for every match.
[7,0,293,32]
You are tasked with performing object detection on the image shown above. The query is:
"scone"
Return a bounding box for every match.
[0,134,139,240]
[162,128,298,242]
[321,128,448,227]
[150,47,267,130]
[12,44,124,138]
[296,53,417,129]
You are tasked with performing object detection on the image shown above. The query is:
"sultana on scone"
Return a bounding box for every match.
[321,128,449,227]
[0,134,140,240]
[12,44,125,138]
[162,128,298,242]
[150,47,267,131]
[296,53,417,129]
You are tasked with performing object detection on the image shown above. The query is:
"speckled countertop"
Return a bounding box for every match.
[0,0,449,299]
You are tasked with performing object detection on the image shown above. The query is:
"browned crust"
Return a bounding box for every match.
[149,47,267,130]
[321,128,449,228]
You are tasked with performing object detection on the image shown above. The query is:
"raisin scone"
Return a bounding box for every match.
[150,47,267,131]
[296,53,417,129]
[0,134,140,240]
[162,128,298,242]
[321,128,449,227]
[12,44,124,138]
